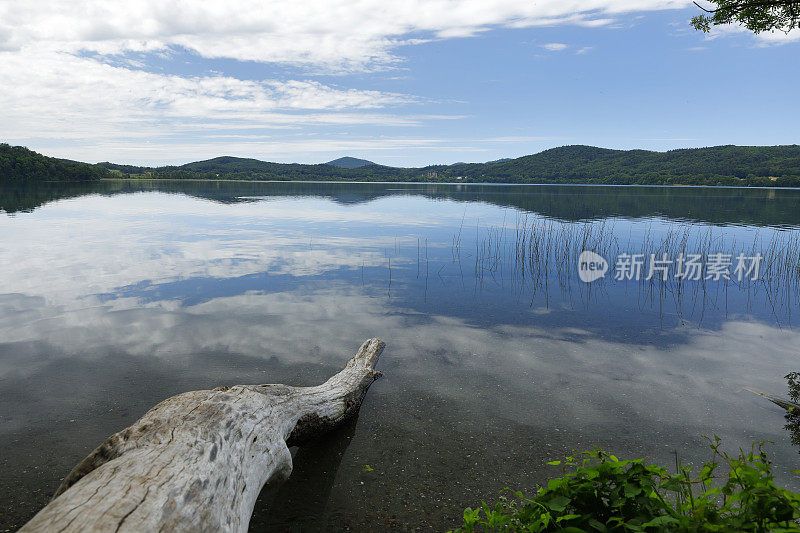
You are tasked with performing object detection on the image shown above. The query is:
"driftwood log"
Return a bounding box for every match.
[745,387,800,412]
[21,338,385,532]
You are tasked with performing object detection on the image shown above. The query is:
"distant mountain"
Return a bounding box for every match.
[102,155,380,176]
[101,155,404,181]
[326,156,375,168]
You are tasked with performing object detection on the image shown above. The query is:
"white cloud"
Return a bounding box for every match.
[755,30,800,44]
[541,42,569,51]
[704,23,800,45]
[0,0,703,161]
[1,1,695,68]
[0,45,417,142]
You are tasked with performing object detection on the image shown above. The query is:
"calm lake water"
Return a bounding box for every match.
[1,180,800,530]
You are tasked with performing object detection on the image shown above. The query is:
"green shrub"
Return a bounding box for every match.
[453,437,800,532]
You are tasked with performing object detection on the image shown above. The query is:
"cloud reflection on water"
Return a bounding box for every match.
[1,187,800,530]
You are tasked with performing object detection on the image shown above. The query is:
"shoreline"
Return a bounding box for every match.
[99,178,800,191]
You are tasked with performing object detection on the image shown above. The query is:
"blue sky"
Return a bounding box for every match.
[0,1,797,166]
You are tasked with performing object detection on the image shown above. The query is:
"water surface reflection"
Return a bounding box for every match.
[1,182,799,530]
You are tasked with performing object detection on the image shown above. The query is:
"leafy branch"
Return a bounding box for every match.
[691,0,800,33]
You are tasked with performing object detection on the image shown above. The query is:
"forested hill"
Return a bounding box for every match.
[434,145,800,186]
[100,144,800,186]
[101,157,409,181]
[0,144,112,182]
[5,143,800,186]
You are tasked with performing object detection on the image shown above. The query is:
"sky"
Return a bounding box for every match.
[0,1,798,167]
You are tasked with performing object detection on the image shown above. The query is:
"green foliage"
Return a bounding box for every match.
[785,372,800,450]
[453,438,800,532]
[99,145,800,187]
[787,373,800,405]
[0,144,111,183]
[100,155,407,182]
[436,145,800,186]
[7,142,800,187]
[691,1,800,34]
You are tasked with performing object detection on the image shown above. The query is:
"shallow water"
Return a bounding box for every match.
[1,181,800,531]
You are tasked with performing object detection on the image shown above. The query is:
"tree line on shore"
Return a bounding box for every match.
[3,142,800,187]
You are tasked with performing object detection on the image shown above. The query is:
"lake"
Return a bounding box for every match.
[1,180,800,530]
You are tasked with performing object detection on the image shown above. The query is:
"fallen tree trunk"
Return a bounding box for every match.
[21,338,385,532]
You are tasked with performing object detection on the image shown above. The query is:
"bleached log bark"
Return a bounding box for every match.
[745,387,800,412]
[21,338,385,533]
